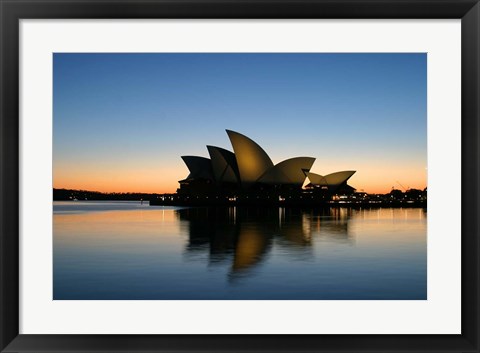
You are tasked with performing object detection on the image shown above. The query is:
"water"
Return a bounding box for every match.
[53,201,427,300]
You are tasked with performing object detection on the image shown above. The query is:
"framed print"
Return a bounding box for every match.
[1,0,479,352]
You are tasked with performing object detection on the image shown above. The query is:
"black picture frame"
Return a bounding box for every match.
[1,0,479,352]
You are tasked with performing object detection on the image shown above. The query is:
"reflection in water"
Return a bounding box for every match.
[232,224,270,273]
[53,202,427,300]
[177,207,352,278]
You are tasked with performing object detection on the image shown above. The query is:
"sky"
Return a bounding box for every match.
[53,53,427,194]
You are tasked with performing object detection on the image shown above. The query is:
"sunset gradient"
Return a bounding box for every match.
[53,53,427,194]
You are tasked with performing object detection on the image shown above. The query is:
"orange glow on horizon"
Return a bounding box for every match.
[54,171,426,195]
[54,155,426,195]
[53,163,182,194]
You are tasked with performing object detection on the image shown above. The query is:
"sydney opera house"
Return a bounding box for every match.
[159,130,356,206]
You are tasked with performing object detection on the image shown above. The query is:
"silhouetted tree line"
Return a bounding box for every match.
[53,188,159,201]
[388,188,427,201]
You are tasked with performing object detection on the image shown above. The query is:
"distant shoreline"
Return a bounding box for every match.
[149,197,426,208]
[53,188,160,201]
[54,188,426,209]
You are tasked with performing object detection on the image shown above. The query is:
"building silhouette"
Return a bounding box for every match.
[177,129,356,198]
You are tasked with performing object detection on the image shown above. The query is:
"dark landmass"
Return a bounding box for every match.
[53,187,426,209]
[149,191,426,208]
[53,188,159,201]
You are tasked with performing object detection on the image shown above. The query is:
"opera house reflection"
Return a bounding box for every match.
[177,207,352,278]
[53,201,426,300]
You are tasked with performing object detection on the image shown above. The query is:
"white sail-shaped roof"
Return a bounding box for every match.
[226,130,274,186]
[324,171,356,185]
[306,172,326,185]
[207,146,240,183]
[181,156,214,180]
[258,157,315,185]
[307,171,355,187]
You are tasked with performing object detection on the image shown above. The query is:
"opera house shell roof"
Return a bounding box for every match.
[180,130,355,192]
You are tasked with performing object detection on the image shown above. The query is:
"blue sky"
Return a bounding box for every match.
[53,53,427,193]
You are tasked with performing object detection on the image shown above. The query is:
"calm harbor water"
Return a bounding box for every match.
[53,201,427,300]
